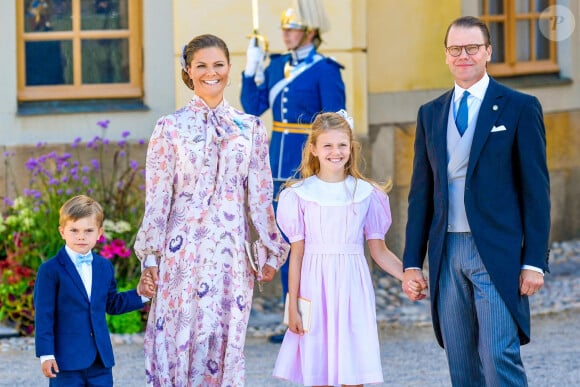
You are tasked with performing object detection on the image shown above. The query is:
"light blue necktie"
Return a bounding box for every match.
[76,252,93,266]
[455,91,470,136]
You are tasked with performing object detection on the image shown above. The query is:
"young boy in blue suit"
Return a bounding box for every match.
[34,195,150,386]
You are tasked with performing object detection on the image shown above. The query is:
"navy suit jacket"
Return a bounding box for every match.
[34,247,144,370]
[403,77,550,346]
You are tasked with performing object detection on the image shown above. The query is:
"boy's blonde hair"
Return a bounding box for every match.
[285,111,392,192]
[59,195,104,228]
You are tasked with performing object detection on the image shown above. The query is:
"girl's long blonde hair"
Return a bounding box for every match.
[282,111,392,193]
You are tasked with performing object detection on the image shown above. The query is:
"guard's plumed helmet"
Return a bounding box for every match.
[280,0,329,33]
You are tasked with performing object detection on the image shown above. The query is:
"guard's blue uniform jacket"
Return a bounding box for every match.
[241,49,345,194]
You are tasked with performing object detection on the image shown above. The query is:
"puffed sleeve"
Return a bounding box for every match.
[247,118,290,269]
[276,188,305,243]
[364,188,392,240]
[134,116,176,266]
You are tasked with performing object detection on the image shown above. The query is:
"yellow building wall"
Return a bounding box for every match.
[367,0,460,92]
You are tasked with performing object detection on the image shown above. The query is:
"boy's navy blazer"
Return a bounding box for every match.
[404,77,550,346]
[34,246,144,370]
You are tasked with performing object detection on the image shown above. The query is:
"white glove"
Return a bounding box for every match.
[244,37,264,77]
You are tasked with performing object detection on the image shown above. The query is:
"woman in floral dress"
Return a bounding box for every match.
[134,34,289,386]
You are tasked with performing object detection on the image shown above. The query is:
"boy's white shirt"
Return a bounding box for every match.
[65,245,93,298]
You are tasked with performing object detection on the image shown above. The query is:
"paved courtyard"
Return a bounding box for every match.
[0,309,578,386]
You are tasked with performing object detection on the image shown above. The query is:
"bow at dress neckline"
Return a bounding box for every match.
[187,96,243,220]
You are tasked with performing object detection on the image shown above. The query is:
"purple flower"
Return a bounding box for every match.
[25,158,38,171]
[121,131,130,138]
[90,159,100,170]
[97,119,110,129]
[130,160,138,170]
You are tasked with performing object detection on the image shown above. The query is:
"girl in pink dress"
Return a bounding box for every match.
[272,110,412,386]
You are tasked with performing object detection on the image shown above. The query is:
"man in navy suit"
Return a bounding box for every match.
[34,195,148,386]
[402,16,550,386]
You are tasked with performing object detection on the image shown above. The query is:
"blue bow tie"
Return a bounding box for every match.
[76,252,93,266]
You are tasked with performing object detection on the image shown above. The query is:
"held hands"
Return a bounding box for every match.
[244,37,264,77]
[519,268,544,296]
[138,267,159,299]
[402,269,428,301]
[41,359,59,378]
[260,264,276,282]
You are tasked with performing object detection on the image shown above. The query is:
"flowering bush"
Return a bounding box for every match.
[0,120,148,335]
[0,259,35,336]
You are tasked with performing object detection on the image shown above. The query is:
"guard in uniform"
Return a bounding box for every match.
[240,0,346,343]
[241,1,346,195]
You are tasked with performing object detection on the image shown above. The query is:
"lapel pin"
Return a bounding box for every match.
[492,105,498,111]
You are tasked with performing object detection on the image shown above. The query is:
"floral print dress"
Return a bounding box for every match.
[134,95,288,386]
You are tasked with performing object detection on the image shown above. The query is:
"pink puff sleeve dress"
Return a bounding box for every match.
[272,175,392,386]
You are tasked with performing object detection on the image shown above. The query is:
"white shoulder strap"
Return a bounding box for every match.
[268,54,324,108]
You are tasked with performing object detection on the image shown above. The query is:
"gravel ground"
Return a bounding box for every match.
[1,310,578,386]
[1,239,578,386]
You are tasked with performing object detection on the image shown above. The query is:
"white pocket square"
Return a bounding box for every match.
[491,125,507,132]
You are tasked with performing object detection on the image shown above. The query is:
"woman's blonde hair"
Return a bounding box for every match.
[283,111,392,192]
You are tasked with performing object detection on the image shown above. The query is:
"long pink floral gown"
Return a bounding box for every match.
[134,95,289,386]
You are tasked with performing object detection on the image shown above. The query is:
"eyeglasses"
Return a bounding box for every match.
[446,44,487,57]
